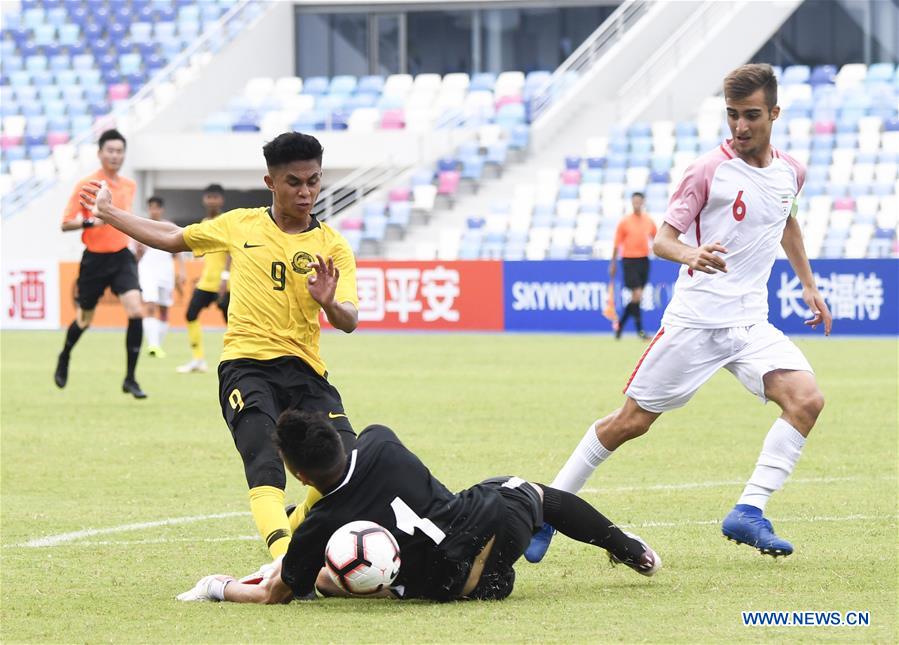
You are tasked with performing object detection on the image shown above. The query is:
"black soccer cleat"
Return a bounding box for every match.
[54,353,69,388]
[122,378,148,399]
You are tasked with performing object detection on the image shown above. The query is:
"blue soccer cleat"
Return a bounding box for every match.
[721,504,794,557]
[524,522,556,563]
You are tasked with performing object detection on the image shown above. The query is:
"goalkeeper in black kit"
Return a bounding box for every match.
[178,410,661,603]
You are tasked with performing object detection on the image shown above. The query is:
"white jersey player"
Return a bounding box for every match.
[137,197,185,357]
[527,63,832,561]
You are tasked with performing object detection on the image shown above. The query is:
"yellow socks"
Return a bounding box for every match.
[248,485,291,558]
[186,319,204,360]
[288,487,323,532]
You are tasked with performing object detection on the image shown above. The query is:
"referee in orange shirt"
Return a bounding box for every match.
[609,192,657,340]
[54,129,147,398]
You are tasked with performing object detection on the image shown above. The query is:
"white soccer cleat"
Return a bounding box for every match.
[176,359,208,373]
[609,531,662,577]
[176,575,219,602]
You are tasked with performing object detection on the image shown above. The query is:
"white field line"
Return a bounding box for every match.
[7,475,894,549]
[6,513,896,550]
[580,475,892,494]
[15,511,248,548]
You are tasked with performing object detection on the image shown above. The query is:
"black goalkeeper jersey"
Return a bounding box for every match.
[280,425,505,600]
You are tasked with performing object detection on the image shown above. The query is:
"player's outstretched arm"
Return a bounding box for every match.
[781,216,832,335]
[79,180,190,253]
[653,222,728,274]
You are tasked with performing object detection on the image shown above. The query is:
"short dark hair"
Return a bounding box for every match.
[263,132,324,169]
[98,128,126,150]
[724,63,778,110]
[631,191,645,199]
[203,183,225,196]
[147,196,164,207]
[274,410,344,484]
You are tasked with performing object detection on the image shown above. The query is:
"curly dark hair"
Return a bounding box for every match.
[262,132,324,169]
[274,410,344,483]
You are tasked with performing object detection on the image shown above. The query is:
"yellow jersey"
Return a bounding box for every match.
[197,250,229,292]
[182,207,358,375]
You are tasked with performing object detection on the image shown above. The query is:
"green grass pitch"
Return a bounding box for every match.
[1,330,896,643]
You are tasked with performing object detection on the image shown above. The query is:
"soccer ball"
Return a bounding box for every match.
[324,520,401,595]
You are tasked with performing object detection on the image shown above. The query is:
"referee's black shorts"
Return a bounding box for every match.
[218,356,355,452]
[621,256,650,290]
[467,476,543,601]
[76,248,140,310]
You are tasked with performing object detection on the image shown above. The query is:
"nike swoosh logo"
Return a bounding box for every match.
[328,412,347,419]
[243,242,264,248]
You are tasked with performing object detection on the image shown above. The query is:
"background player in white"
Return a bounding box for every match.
[526,63,832,561]
[137,196,185,357]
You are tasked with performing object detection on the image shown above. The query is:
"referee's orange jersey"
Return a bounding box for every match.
[614,212,657,258]
[62,169,136,253]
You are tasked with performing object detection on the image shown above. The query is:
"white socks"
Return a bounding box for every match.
[550,421,614,493]
[143,317,159,347]
[158,321,168,347]
[738,418,806,512]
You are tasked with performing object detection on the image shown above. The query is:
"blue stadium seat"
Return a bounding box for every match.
[31,70,54,87]
[25,55,48,73]
[782,65,810,84]
[29,144,51,160]
[330,75,357,95]
[362,215,388,242]
[866,63,895,83]
[387,202,411,229]
[303,76,329,96]
[809,65,836,86]
[470,73,496,92]
[411,169,434,186]
[49,55,71,72]
[585,157,605,170]
[582,168,603,183]
[357,75,384,95]
[558,184,578,200]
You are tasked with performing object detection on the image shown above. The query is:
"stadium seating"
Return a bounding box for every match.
[381,63,898,261]
[199,70,549,135]
[0,0,240,200]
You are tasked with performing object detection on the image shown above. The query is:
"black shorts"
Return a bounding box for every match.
[621,257,650,290]
[187,287,229,321]
[76,249,140,310]
[218,356,355,451]
[467,476,543,601]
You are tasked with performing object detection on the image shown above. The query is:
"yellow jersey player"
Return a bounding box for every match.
[78,133,359,559]
[177,184,231,373]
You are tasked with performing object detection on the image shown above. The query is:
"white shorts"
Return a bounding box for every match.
[624,322,813,413]
[139,266,174,306]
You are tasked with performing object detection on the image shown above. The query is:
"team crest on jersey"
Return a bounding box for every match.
[290,250,315,274]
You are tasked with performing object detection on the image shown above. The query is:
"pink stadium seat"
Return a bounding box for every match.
[561,169,582,185]
[47,131,70,147]
[388,187,411,202]
[0,134,23,149]
[437,170,461,195]
[340,217,364,231]
[814,120,836,134]
[380,109,405,129]
[833,197,856,211]
[495,95,523,109]
[107,83,130,101]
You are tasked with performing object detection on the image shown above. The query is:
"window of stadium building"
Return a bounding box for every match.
[294,4,618,77]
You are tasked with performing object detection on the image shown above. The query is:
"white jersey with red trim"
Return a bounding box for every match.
[661,139,806,329]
